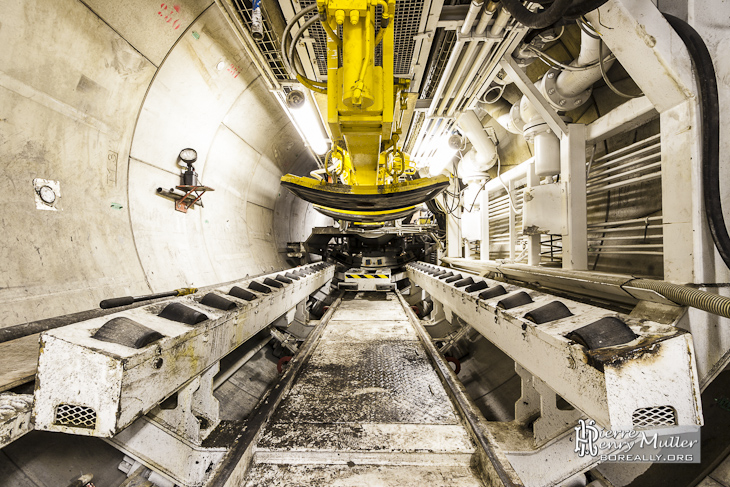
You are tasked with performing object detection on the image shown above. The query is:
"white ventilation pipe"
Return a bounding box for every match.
[484,30,617,177]
[539,29,615,110]
[456,110,498,182]
[461,0,485,35]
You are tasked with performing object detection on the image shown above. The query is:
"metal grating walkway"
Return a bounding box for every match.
[242,291,484,486]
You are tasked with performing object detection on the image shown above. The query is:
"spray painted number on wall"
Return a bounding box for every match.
[227,64,240,78]
[158,3,182,30]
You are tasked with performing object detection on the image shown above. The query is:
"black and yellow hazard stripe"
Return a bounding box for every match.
[345,274,389,279]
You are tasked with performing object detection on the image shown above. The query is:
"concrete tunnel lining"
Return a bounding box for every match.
[0,0,327,329]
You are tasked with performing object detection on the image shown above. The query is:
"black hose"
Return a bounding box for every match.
[563,0,609,20]
[499,0,572,29]
[663,14,730,270]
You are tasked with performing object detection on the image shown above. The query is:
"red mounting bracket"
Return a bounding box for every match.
[174,185,215,213]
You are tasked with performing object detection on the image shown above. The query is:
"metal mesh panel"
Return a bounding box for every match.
[421,29,456,99]
[232,0,290,81]
[405,111,425,154]
[54,404,97,429]
[294,0,424,77]
[298,0,330,77]
[393,0,425,75]
[632,405,677,428]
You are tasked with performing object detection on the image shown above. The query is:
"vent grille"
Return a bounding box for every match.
[232,0,290,81]
[54,404,97,429]
[632,405,677,428]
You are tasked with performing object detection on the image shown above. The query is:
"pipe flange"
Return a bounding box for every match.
[541,67,592,111]
[523,115,571,141]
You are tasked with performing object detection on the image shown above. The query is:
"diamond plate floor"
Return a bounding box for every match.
[245,292,484,485]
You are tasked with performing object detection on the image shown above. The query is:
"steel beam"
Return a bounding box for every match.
[33,263,334,438]
[407,262,702,431]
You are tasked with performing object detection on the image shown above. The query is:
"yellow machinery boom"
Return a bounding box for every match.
[280,0,449,222]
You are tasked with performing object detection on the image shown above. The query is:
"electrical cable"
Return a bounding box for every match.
[662,13,730,270]
[528,45,615,71]
[288,16,323,81]
[463,180,487,213]
[576,17,601,39]
[598,40,643,98]
[281,3,317,74]
[496,156,523,215]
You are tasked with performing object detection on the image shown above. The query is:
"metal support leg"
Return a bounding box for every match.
[480,188,490,261]
[526,162,541,265]
[108,364,228,487]
[509,179,516,261]
[514,363,582,445]
[423,298,456,339]
[560,124,588,270]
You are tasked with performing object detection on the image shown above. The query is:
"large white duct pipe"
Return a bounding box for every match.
[491,30,617,177]
[539,29,616,110]
[456,110,498,181]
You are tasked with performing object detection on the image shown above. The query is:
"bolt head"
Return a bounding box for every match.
[575,99,582,105]
[548,88,555,95]
[548,72,555,79]
[559,99,566,106]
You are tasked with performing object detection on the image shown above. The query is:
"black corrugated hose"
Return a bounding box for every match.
[663,14,730,270]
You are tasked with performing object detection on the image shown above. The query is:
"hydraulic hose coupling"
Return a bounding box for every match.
[251,0,263,41]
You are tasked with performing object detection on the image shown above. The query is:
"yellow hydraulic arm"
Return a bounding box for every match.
[280,0,448,222]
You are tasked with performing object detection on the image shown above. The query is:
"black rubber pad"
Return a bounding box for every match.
[264,277,284,289]
[158,302,208,325]
[453,277,474,288]
[566,317,638,350]
[229,286,257,301]
[497,292,533,310]
[524,301,573,324]
[200,293,237,311]
[93,317,163,349]
[465,281,488,293]
[444,274,463,283]
[479,285,507,299]
[249,281,272,294]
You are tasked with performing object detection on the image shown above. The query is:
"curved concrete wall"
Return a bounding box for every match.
[0,0,324,328]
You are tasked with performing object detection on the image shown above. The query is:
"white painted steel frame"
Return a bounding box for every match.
[33,263,334,438]
[407,263,703,431]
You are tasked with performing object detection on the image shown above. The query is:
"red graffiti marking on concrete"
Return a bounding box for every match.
[226,63,241,79]
[158,4,182,29]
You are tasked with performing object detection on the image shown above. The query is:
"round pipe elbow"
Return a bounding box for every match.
[457,110,498,169]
